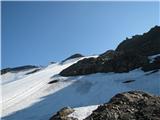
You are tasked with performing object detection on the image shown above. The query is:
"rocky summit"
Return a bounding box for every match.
[116,26,160,56]
[59,26,160,76]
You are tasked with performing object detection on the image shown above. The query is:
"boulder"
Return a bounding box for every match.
[85,91,160,120]
[49,107,77,120]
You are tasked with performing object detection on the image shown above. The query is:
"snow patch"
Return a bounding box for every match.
[148,54,160,63]
[69,105,98,120]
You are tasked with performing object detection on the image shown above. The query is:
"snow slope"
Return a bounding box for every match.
[1,55,160,120]
[1,68,39,85]
[69,105,98,120]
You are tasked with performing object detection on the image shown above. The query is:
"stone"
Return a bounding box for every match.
[59,26,160,77]
[49,107,76,120]
[85,91,160,120]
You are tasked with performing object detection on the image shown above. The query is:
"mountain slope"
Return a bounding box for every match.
[1,26,160,120]
[60,26,160,76]
[2,58,160,120]
[50,91,160,120]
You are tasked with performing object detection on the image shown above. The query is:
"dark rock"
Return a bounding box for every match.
[122,80,135,83]
[85,91,160,120]
[49,107,77,120]
[62,54,84,63]
[59,52,149,76]
[60,57,104,76]
[50,62,56,64]
[103,52,149,73]
[116,26,160,56]
[60,26,160,76]
[1,68,11,75]
[25,68,41,75]
[1,65,39,75]
[142,56,160,72]
[48,80,59,84]
[99,50,119,61]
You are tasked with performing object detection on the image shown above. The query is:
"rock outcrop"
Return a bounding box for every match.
[62,54,84,63]
[60,51,150,76]
[49,107,77,120]
[142,56,160,72]
[85,91,160,120]
[25,68,41,75]
[59,26,160,76]
[116,26,160,56]
[1,65,39,75]
[49,91,160,120]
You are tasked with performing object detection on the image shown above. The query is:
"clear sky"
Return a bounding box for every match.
[2,1,159,68]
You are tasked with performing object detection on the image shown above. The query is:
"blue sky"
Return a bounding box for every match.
[2,1,159,68]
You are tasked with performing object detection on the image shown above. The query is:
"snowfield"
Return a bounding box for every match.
[69,105,98,120]
[1,68,39,85]
[1,55,160,120]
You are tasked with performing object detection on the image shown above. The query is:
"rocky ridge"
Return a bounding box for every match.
[1,65,39,75]
[59,26,160,76]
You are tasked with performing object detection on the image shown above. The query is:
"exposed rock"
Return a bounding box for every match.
[85,91,160,120]
[59,52,149,76]
[116,26,160,56]
[1,68,11,75]
[99,50,119,61]
[142,56,160,72]
[50,62,56,64]
[59,26,160,76]
[25,68,41,75]
[62,54,84,63]
[102,52,149,73]
[1,65,39,75]
[49,107,77,120]
[60,57,104,76]
[48,79,59,84]
[122,80,135,83]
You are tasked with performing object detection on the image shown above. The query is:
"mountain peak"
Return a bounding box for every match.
[116,25,160,56]
[62,53,84,63]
